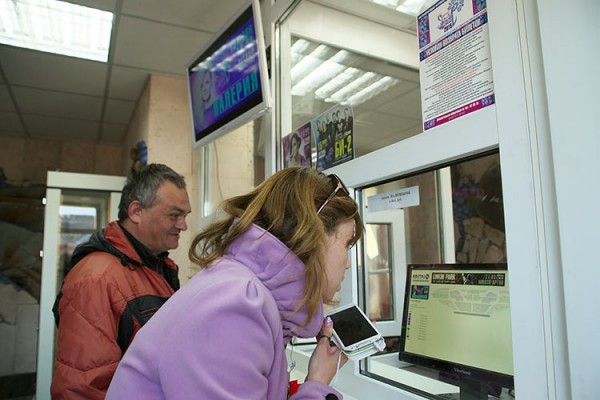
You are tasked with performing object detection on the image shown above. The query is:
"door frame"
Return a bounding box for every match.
[36,172,125,399]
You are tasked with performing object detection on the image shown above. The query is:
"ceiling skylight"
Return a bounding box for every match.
[0,0,114,62]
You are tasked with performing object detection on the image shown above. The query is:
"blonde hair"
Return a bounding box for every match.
[189,167,364,325]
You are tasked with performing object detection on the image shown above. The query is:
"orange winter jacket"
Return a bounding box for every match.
[50,221,179,400]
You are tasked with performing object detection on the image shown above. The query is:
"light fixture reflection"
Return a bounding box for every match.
[291,39,399,107]
[369,0,435,16]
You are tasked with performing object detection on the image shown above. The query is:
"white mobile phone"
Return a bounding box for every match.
[328,304,383,353]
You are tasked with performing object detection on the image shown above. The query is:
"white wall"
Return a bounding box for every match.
[537,0,599,398]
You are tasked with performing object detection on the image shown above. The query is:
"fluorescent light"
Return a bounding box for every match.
[0,0,114,62]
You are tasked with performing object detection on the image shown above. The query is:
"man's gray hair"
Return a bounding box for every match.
[118,164,186,221]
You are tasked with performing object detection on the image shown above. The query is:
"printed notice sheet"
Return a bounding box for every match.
[418,0,494,131]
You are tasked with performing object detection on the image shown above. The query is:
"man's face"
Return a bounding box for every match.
[136,181,191,255]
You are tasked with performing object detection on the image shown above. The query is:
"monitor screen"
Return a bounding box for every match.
[186,0,270,147]
[399,263,514,396]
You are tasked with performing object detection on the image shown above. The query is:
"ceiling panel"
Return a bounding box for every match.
[0,0,244,145]
[0,46,108,96]
[108,66,150,100]
[121,0,248,32]
[13,87,103,120]
[104,99,137,124]
[113,16,213,73]
[0,0,422,148]
[0,85,15,112]
[0,111,26,135]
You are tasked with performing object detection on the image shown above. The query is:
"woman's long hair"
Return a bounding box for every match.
[189,167,364,325]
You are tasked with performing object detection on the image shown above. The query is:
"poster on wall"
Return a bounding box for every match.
[418,0,494,131]
[283,122,312,168]
[312,104,354,171]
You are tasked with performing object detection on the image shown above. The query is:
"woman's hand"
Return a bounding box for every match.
[305,316,348,385]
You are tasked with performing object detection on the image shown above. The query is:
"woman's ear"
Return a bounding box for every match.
[127,200,143,224]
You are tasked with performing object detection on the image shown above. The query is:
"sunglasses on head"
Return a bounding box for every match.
[317,174,350,214]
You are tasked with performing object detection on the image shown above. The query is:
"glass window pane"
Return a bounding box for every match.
[359,152,514,399]
[58,190,111,294]
[288,36,422,160]
[365,223,394,321]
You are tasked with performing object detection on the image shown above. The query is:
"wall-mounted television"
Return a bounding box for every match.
[186,0,270,147]
[399,263,514,399]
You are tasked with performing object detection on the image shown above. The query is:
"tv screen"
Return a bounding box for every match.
[399,263,514,399]
[187,0,270,147]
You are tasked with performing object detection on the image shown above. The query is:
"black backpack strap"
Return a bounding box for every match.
[52,289,63,327]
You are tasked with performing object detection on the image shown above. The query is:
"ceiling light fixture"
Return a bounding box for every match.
[0,0,114,62]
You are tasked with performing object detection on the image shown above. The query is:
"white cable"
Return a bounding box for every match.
[288,338,296,374]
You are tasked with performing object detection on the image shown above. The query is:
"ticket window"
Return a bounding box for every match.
[275,1,513,398]
[356,152,511,398]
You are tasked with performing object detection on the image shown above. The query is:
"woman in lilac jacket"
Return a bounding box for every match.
[106,167,364,399]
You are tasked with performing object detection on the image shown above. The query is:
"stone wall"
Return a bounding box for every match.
[0,136,124,187]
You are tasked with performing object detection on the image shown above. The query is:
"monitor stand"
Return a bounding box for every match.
[438,377,492,400]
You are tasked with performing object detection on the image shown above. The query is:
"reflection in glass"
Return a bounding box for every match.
[365,0,440,16]
[359,152,512,398]
[58,205,98,289]
[291,39,400,106]
[365,223,394,321]
[0,186,44,392]
[289,36,422,158]
[57,191,110,291]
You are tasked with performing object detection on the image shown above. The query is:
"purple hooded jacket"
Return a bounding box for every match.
[106,223,343,400]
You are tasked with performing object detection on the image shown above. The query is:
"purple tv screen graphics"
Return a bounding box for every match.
[187,3,266,146]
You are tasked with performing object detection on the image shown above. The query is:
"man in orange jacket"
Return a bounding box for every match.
[51,163,191,400]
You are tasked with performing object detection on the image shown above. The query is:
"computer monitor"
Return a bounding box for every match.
[186,0,270,147]
[399,263,514,399]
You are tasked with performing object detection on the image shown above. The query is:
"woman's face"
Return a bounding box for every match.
[323,219,354,302]
[200,70,212,102]
[291,136,300,157]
